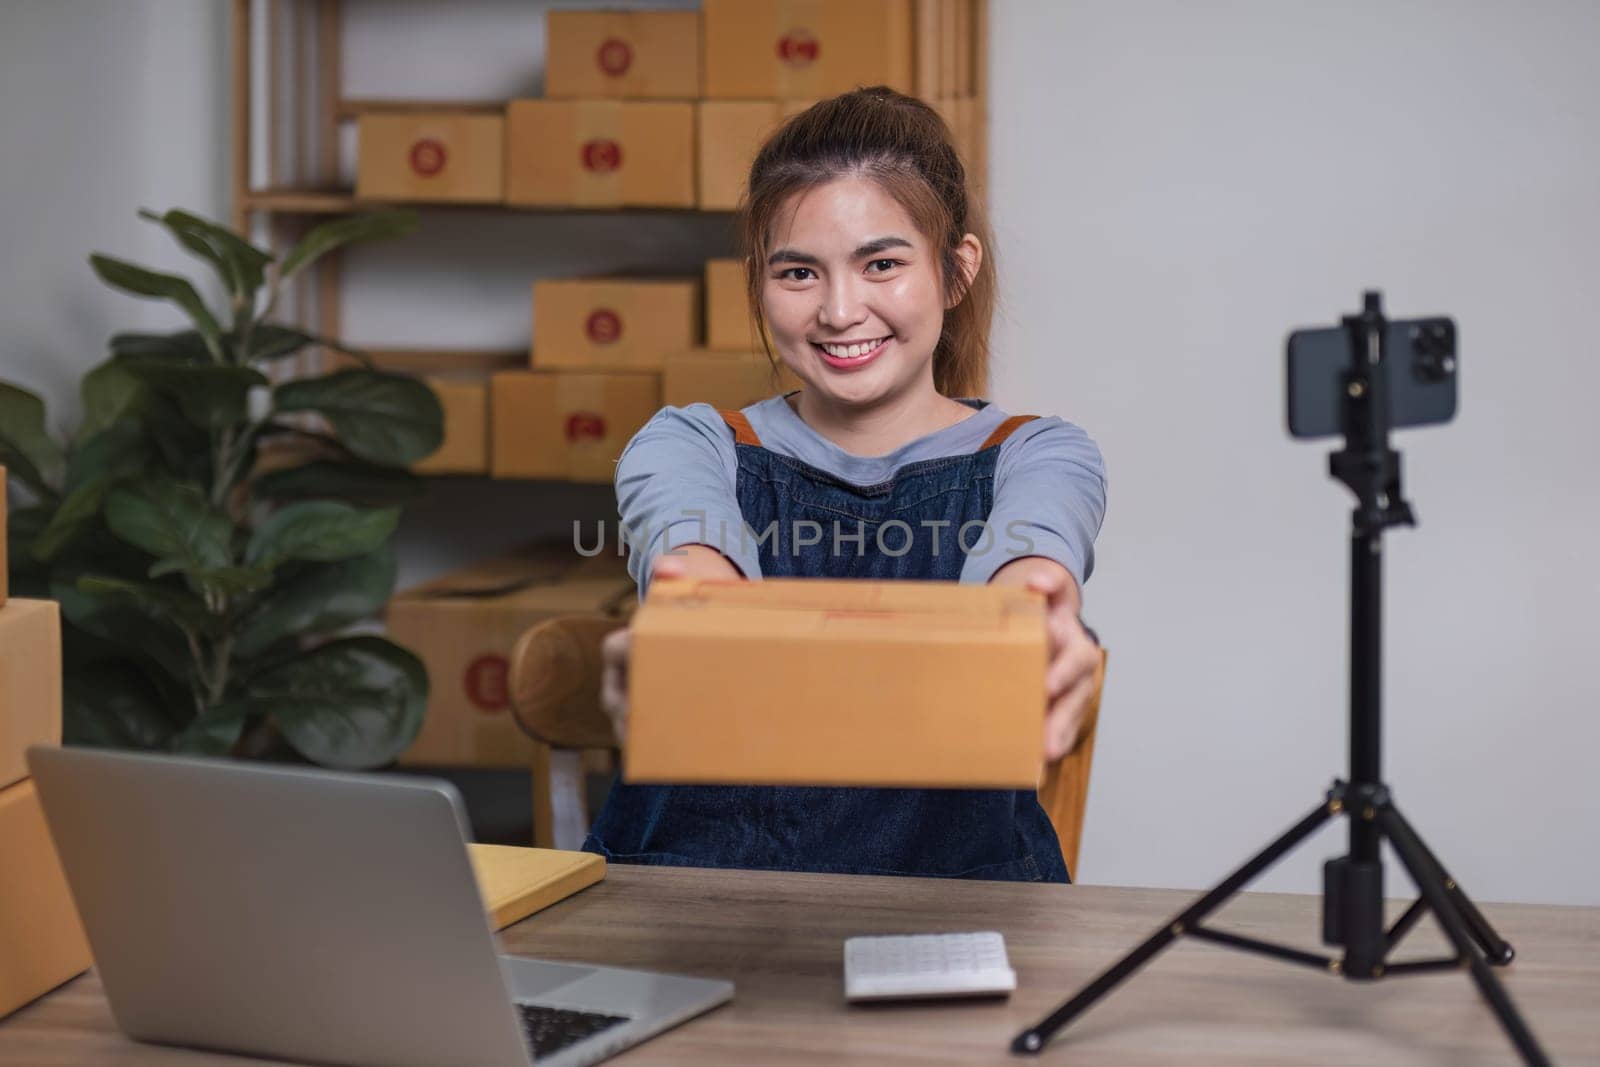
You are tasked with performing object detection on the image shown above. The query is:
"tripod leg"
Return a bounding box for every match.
[1013,798,1335,1054]
[1377,807,1549,1066]
[1383,803,1514,964]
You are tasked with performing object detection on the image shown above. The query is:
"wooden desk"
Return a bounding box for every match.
[2,866,1596,1064]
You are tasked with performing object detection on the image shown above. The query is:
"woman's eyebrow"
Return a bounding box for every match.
[766,235,914,267]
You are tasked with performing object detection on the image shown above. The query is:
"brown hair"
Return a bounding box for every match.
[737,87,994,399]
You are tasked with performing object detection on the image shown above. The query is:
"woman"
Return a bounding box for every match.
[583,87,1106,883]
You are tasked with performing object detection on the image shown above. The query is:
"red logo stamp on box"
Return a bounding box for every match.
[409,137,448,177]
[463,653,509,712]
[585,308,623,344]
[581,139,623,172]
[566,412,607,442]
[597,38,633,76]
[776,29,820,66]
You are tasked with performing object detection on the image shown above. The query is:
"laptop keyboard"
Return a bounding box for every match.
[517,1004,632,1058]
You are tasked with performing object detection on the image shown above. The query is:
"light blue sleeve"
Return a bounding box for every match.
[614,403,762,596]
[959,416,1107,593]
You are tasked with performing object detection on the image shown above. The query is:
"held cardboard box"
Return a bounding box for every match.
[701,0,915,99]
[388,546,634,768]
[695,100,813,211]
[413,375,489,475]
[356,112,505,203]
[0,779,92,1019]
[625,578,1047,789]
[533,278,699,371]
[664,349,800,410]
[504,100,694,208]
[490,371,661,483]
[545,10,700,99]
[0,599,61,791]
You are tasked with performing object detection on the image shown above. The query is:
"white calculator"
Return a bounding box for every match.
[843,931,1017,1001]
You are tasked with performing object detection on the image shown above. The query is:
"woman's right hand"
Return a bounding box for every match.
[600,546,743,745]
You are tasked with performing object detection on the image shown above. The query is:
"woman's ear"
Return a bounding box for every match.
[946,233,984,310]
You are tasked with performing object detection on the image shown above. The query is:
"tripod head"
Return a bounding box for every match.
[1286,290,1459,536]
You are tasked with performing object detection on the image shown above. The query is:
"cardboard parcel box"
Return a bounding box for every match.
[0,779,92,1019]
[701,0,915,99]
[0,599,62,792]
[626,578,1046,789]
[388,547,635,768]
[504,100,694,208]
[544,10,701,99]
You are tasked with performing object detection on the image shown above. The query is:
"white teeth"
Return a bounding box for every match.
[819,338,887,359]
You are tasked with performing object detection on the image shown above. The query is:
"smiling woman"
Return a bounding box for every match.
[585,87,1108,884]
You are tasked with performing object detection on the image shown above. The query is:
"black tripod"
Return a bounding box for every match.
[1012,294,1550,1065]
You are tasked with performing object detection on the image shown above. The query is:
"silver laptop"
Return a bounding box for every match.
[27,745,732,1067]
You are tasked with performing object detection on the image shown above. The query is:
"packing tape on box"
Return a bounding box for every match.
[574,100,625,206]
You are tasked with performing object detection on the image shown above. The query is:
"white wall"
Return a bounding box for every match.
[989,0,1600,905]
[0,0,231,427]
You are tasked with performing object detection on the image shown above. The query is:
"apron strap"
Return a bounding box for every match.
[978,414,1040,451]
[718,409,764,447]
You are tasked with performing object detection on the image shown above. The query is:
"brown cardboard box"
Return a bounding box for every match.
[532,278,699,371]
[704,258,754,351]
[545,10,700,99]
[490,371,661,483]
[1,465,7,606]
[625,578,1047,788]
[0,599,61,792]
[696,100,812,210]
[701,0,914,99]
[413,376,489,475]
[0,779,92,1019]
[663,349,800,410]
[388,547,634,768]
[914,0,939,97]
[356,112,505,203]
[504,100,694,208]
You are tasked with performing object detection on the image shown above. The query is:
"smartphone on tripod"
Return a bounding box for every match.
[1286,316,1459,438]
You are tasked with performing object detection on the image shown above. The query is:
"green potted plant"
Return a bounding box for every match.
[0,207,442,769]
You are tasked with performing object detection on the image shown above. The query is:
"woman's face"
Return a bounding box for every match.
[761,176,974,410]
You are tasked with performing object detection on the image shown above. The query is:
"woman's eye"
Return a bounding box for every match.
[777,267,814,281]
[867,258,903,273]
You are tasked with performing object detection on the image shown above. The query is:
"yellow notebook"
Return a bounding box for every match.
[466,844,606,931]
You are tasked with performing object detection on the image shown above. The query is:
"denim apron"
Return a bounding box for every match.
[584,400,1070,883]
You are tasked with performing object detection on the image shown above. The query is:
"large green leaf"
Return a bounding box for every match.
[236,325,375,369]
[104,481,232,572]
[232,636,426,769]
[252,459,425,507]
[31,478,114,561]
[169,703,251,755]
[272,370,443,466]
[139,208,272,300]
[53,578,194,684]
[110,330,213,363]
[234,543,397,657]
[122,360,267,428]
[79,359,148,438]
[62,661,178,750]
[279,211,419,282]
[0,380,66,495]
[76,574,215,634]
[88,254,223,354]
[245,500,399,569]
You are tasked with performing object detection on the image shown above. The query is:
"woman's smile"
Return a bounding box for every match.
[813,335,893,371]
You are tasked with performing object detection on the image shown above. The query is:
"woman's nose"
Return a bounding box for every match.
[817,277,868,332]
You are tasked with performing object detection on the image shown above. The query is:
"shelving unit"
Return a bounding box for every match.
[230,0,989,394]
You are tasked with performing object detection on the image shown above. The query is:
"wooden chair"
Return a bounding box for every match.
[509,616,1108,878]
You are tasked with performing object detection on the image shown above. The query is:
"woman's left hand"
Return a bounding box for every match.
[991,558,1102,761]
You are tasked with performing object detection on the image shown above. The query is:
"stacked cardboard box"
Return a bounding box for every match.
[387,543,635,768]
[0,468,92,1020]
[356,111,506,203]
